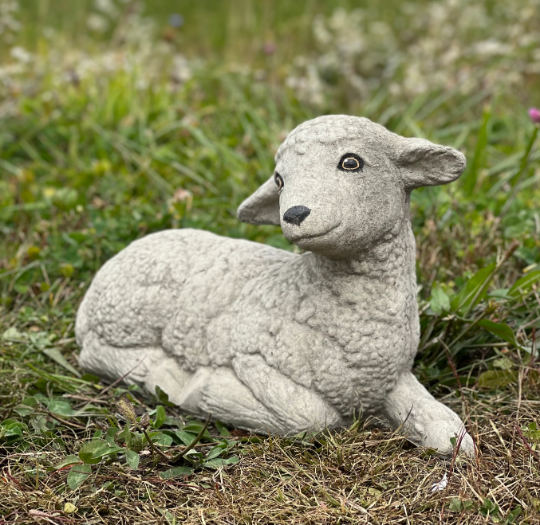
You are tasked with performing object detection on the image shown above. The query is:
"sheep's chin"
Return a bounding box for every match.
[285,222,342,250]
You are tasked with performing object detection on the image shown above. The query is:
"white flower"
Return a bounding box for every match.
[431,473,448,493]
[472,40,511,57]
[87,13,109,32]
[94,0,118,17]
[10,46,31,63]
[172,55,192,84]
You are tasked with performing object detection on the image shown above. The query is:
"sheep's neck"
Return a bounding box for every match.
[307,218,417,303]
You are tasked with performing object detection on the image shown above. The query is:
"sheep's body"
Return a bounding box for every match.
[77,223,417,417]
[77,115,474,454]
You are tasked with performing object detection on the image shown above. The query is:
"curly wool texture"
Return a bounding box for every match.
[77,115,473,454]
[276,115,394,157]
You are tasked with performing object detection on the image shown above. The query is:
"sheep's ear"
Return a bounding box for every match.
[237,176,280,225]
[396,137,466,190]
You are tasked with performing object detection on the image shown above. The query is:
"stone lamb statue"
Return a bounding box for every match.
[76,115,474,454]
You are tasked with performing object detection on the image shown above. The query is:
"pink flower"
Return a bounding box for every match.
[529,107,540,124]
[262,42,276,56]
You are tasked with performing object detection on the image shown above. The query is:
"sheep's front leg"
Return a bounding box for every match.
[174,358,342,436]
[172,366,286,434]
[232,354,343,435]
[383,373,474,455]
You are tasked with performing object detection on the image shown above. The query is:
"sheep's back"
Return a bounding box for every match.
[75,229,294,354]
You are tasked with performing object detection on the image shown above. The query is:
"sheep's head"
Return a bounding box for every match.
[238,115,465,259]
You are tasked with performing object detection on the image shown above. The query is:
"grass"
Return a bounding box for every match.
[1,0,540,523]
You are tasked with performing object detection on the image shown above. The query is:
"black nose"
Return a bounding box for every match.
[283,205,311,226]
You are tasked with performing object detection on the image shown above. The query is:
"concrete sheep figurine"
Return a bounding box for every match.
[76,115,474,455]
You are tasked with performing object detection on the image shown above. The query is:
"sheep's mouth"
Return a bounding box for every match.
[286,222,341,242]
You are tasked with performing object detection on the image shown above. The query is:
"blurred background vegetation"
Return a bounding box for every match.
[8,0,435,62]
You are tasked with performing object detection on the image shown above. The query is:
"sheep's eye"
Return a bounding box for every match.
[275,172,284,190]
[338,153,364,172]
[342,158,359,170]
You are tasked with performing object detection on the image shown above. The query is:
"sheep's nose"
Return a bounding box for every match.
[283,205,311,225]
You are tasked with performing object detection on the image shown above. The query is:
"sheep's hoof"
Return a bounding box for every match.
[418,421,475,457]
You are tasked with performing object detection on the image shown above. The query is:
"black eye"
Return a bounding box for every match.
[338,153,364,172]
[275,172,284,190]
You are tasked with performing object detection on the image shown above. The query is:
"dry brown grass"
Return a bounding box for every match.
[1,386,539,525]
